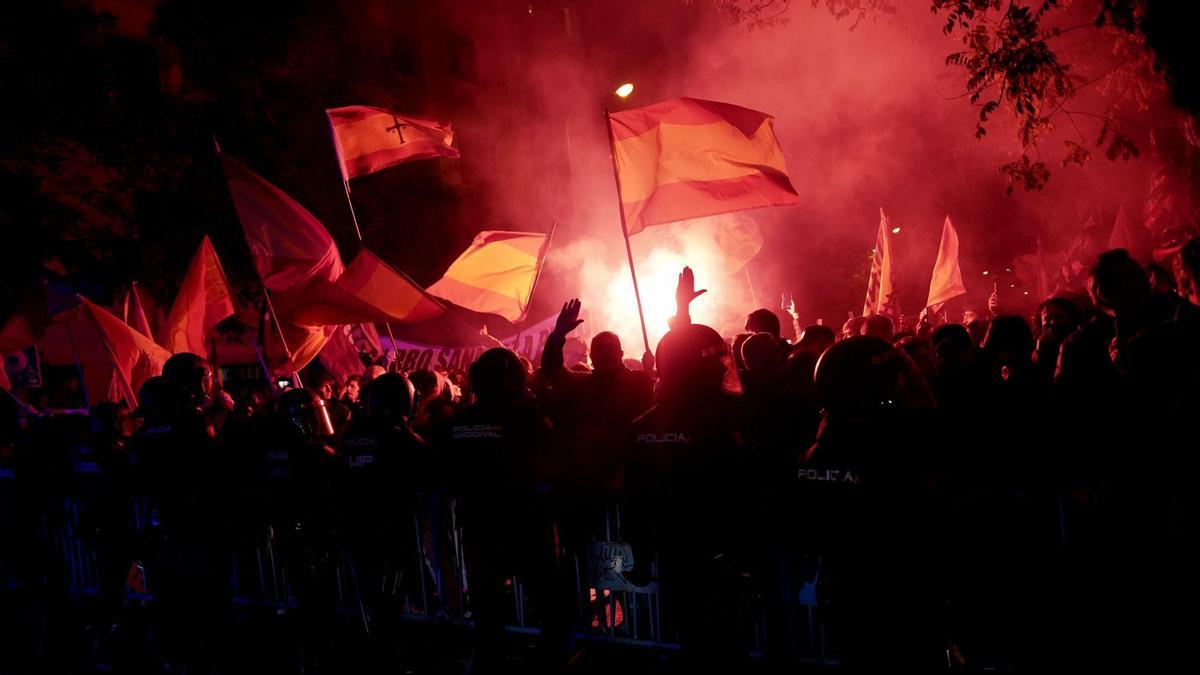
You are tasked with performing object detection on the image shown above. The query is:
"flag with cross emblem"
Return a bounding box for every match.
[326,105,459,181]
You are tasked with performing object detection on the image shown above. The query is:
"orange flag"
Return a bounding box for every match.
[427,231,549,323]
[57,297,173,405]
[327,106,459,181]
[926,216,968,312]
[160,236,236,356]
[863,209,900,319]
[219,151,345,291]
[607,97,800,235]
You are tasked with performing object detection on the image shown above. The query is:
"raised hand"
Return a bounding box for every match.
[553,298,584,336]
[782,291,798,319]
[675,266,707,311]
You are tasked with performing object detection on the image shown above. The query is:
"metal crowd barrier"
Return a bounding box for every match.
[20,492,836,661]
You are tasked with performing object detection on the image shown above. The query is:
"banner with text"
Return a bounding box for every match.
[381,315,589,372]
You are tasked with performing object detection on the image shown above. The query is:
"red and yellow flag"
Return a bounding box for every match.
[427,231,549,323]
[926,216,967,313]
[863,209,900,319]
[327,106,459,181]
[608,97,800,235]
[335,249,444,323]
[160,236,236,356]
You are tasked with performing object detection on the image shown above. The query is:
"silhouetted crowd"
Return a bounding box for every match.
[3,241,1200,674]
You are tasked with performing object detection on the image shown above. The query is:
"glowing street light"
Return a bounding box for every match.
[982,270,990,276]
[891,226,901,234]
[615,82,634,98]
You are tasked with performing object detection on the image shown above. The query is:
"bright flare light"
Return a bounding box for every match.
[891,226,901,234]
[602,247,733,350]
[615,82,634,98]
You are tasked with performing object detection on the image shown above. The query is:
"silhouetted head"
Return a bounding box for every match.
[469,348,527,404]
[1037,296,1082,343]
[796,324,835,354]
[745,308,781,338]
[132,375,167,418]
[815,336,930,416]
[1089,248,1150,315]
[161,352,214,408]
[312,372,337,401]
[741,332,784,378]
[343,374,363,403]
[655,323,729,399]
[983,315,1035,366]
[840,315,868,340]
[365,372,416,422]
[862,314,894,341]
[590,331,623,373]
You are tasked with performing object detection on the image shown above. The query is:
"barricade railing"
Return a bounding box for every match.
[16,491,837,662]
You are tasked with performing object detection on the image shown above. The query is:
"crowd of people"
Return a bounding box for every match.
[3,240,1200,674]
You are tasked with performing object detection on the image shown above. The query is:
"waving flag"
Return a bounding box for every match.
[160,236,236,356]
[863,209,900,319]
[219,151,344,292]
[327,106,459,181]
[219,151,345,372]
[428,231,550,323]
[607,97,799,235]
[926,216,967,312]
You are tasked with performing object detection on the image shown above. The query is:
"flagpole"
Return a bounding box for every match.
[333,121,400,370]
[744,266,760,308]
[254,298,275,388]
[341,180,365,243]
[603,108,651,355]
[515,221,557,347]
[263,288,303,388]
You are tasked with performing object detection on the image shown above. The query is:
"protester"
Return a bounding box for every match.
[6,249,1199,674]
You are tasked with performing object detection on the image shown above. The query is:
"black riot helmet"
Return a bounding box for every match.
[814,335,932,415]
[161,352,215,408]
[655,323,730,398]
[365,372,416,422]
[278,388,335,439]
[469,348,527,404]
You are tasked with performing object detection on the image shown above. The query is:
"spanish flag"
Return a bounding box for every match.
[608,97,800,235]
[327,106,459,181]
[428,231,550,323]
[288,249,443,326]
